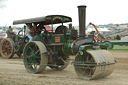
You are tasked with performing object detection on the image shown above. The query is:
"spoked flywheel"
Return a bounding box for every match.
[49,56,70,71]
[0,38,15,58]
[74,50,115,80]
[23,41,48,73]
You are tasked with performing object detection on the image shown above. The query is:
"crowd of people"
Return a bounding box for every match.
[6,23,46,41]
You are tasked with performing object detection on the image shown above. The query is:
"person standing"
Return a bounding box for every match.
[6,26,14,38]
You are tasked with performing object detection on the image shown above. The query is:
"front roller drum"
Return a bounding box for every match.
[23,41,48,73]
[74,50,115,80]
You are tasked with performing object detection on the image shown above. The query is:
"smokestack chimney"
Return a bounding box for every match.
[78,5,87,39]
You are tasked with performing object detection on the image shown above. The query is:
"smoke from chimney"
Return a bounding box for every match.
[0,0,8,9]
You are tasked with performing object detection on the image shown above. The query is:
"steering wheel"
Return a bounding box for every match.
[18,30,24,37]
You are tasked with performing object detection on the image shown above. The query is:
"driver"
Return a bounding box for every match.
[36,24,45,34]
[25,23,34,41]
[25,23,46,41]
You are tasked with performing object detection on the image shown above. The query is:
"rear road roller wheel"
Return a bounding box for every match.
[0,38,15,58]
[49,57,70,71]
[74,50,115,80]
[23,41,48,73]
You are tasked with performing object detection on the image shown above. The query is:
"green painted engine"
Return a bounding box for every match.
[13,5,115,80]
[0,29,29,58]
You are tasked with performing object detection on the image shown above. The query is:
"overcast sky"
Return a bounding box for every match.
[0,0,128,26]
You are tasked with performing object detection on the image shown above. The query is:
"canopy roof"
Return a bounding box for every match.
[13,15,72,25]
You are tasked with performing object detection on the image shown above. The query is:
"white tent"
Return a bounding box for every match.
[86,27,110,32]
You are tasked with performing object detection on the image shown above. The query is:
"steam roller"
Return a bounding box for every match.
[12,5,115,80]
[72,6,115,79]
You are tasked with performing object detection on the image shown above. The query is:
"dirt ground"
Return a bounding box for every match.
[0,51,128,85]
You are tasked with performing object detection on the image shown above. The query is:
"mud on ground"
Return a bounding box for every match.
[0,51,128,85]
